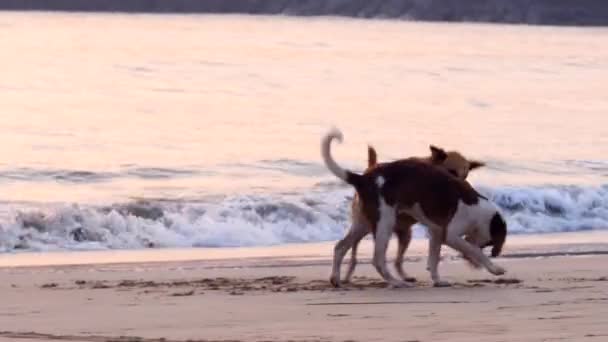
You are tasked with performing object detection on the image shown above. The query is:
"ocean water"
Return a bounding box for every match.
[0,13,607,252]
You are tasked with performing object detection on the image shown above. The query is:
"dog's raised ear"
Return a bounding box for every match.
[429,145,447,163]
[367,145,378,168]
[469,160,485,170]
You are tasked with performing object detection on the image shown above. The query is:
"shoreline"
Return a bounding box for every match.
[2,230,608,269]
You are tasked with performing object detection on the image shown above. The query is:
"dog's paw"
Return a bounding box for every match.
[396,269,417,283]
[433,280,452,288]
[329,275,341,288]
[388,280,413,289]
[401,276,417,283]
[489,265,506,276]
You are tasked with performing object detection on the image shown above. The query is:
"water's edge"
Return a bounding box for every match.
[2,231,607,268]
[2,0,608,26]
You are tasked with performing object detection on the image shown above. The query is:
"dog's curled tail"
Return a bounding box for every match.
[321,128,347,181]
[321,128,364,188]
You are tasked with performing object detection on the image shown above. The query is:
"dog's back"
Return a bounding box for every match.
[360,159,484,228]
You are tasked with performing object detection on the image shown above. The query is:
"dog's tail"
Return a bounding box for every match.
[367,146,377,168]
[321,128,365,190]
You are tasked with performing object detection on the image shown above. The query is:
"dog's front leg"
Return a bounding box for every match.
[373,201,408,288]
[445,234,506,276]
[462,235,483,269]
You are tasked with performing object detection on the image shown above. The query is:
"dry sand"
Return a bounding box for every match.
[1,234,608,342]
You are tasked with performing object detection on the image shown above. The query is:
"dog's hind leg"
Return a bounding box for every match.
[394,219,416,282]
[330,221,365,287]
[343,225,368,284]
[373,200,409,288]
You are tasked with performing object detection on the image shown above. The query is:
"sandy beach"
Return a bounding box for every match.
[1,234,607,342]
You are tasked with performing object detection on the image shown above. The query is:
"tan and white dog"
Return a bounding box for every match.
[322,129,507,287]
[333,144,484,287]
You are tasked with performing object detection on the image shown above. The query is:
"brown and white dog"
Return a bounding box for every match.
[333,144,484,287]
[322,129,507,287]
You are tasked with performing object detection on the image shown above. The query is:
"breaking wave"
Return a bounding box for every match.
[1,184,607,252]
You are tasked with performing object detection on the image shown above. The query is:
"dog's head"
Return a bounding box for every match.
[429,145,484,180]
[366,145,484,179]
[487,212,507,257]
[465,212,507,259]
